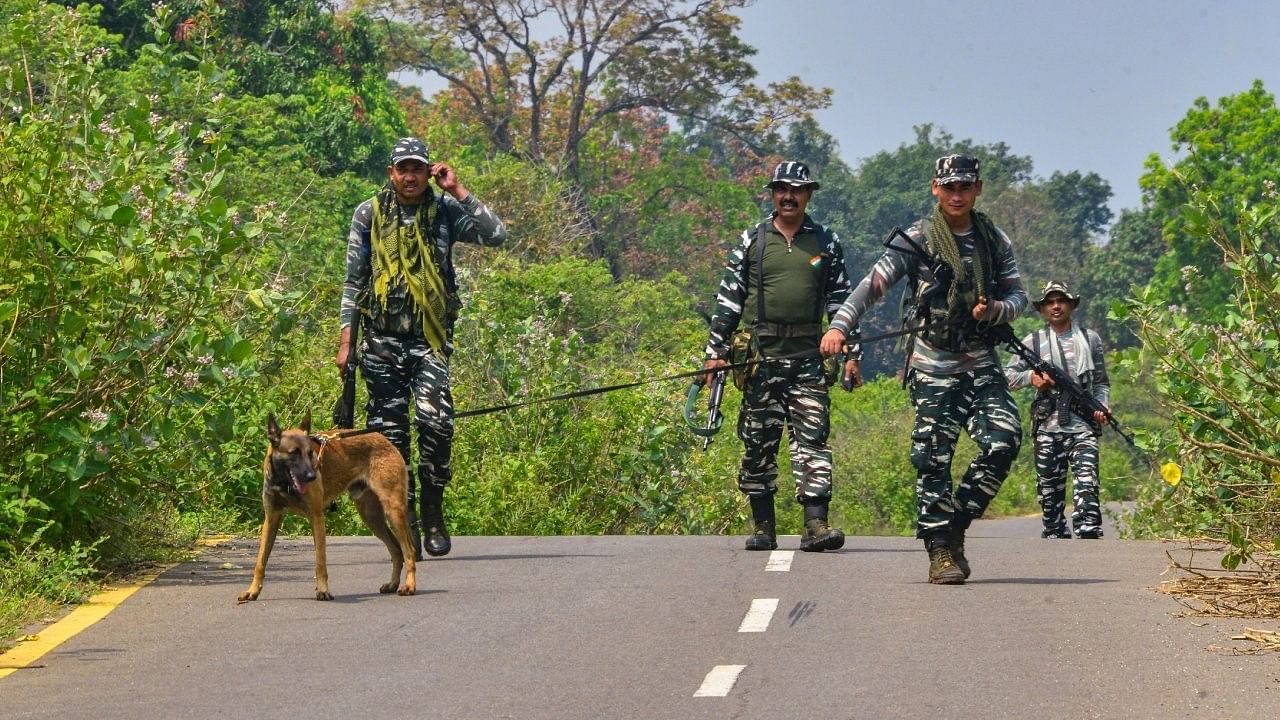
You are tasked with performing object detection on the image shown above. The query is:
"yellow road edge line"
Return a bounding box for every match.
[0,570,160,679]
[0,534,233,680]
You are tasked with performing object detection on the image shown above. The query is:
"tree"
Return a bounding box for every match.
[62,0,406,176]
[1140,80,1280,312]
[362,0,830,273]
[1078,208,1164,348]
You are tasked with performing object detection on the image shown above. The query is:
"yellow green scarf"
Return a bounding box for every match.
[924,205,998,315]
[370,187,448,353]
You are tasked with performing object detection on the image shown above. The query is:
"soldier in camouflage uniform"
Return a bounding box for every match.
[1004,281,1110,539]
[820,155,1028,584]
[703,161,860,553]
[337,137,507,558]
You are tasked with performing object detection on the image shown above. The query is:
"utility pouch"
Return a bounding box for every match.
[821,354,841,387]
[1030,394,1054,435]
[728,328,761,390]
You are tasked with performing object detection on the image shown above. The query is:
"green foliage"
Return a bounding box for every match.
[446,257,741,535]
[1140,80,1280,312]
[1078,207,1164,348]
[0,534,99,650]
[1119,185,1280,559]
[0,0,302,555]
[76,0,406,177]
[827,378,919,534]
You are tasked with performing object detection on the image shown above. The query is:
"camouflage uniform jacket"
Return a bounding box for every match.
[827,217,1028,375]
[341,190,507,341]
[703,213,859,361]
[1005,322,1109,434]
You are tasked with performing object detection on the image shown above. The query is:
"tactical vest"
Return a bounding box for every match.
[902,225,997,353]
[361,194,462,339]
[1030,325,1100,434]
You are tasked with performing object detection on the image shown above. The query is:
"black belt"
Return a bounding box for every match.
[753,321,821,339]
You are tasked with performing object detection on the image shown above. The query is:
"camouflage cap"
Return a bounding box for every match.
[1032,280,1081,308]
[390,137,430,166]
[935,154,980,185]
[764,161,820,191]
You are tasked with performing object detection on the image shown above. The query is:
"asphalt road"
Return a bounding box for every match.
[2,516,1276,719]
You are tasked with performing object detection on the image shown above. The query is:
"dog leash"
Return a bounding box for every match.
[323,319,962,439]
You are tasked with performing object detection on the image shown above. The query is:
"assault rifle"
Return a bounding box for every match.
[332,321,360,429]
[990,324,1137,448]
[684,370,726,450]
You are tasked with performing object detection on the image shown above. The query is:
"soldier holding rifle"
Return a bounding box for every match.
[820,154,1028,584]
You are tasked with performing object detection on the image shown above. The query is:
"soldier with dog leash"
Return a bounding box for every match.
[336,137,507,559]
[820,154,1029,585]
[702,160,860,553]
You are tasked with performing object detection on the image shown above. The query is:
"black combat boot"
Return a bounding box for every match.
[948,514,971,579]
[925,534,965,585]
[744,493,777,551]
[406,479,424,561]
[799,499,845,552]
[420,483,451,557]
[406,507,425,562]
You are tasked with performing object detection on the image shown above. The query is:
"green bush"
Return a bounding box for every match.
[0,1,295,555]
[446,257,742,535]
[1119,185,1280,563]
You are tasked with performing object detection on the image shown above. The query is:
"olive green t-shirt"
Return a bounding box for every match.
[742,225,830,357]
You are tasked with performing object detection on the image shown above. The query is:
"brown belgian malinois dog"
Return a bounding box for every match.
[237,412,417,602]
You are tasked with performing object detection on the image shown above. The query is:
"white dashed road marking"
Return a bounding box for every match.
[693,664,747,697]
[765,550,794,572]
[738,598,779,633]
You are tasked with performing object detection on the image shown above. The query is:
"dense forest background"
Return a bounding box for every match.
[2,0,1276,639]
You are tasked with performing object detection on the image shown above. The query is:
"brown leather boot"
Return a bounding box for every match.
[799,500,845,552]
[926,536,965,585]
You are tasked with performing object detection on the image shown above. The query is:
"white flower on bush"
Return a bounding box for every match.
[222,367,236,380]
[197,354,213,366]
[80,409,108,425]
[182,371,199,389]
[164,366,178,379]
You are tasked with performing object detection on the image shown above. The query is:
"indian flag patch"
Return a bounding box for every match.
[809,255,823,268]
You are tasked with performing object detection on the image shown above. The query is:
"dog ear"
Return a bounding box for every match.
[301,410,312,434]
[267,413,281,446]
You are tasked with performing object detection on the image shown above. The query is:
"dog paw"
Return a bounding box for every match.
[379,582,397,594]
[315,590,333,601]
[237,590,259,603]
[398,584,416,596]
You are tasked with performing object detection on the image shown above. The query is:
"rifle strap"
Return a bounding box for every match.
[755,221,767,326]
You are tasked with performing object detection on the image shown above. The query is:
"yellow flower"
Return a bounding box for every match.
[1161,462,1182,486]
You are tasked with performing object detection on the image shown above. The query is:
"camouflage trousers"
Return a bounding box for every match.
[1034,431,1102,538]
[361,332,454,508]
[908,365,1022,538]
[736,356,833,502]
